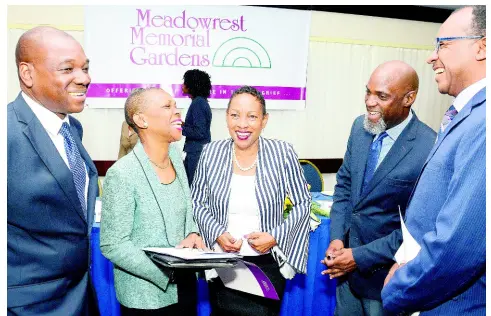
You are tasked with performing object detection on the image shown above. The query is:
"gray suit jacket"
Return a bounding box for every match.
[100,141,198,309]
[330,111,436,300]
[7,93,98,315]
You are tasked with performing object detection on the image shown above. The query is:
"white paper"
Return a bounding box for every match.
[216,260,279,300]
[213,214,264,256]
[94,198,102,223]
[143,247,240,260]
[394,209,421,264]
[394,208,421,316]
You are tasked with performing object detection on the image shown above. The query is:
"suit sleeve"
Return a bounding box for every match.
[330,120,356,242]
[192,145,227,247]
[268,143,311,273]
[100,167,170,291]
[381,121,486,313]
[182,98,210,141]
[352,229,402,273]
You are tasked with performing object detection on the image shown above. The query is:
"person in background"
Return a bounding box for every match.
[382,6,486,315]
[192,86,311,316]
[8,26,99,315]
[321,60,436,316]
[118,120,139,159]
[181,69,212,185]
[100,87,205,316]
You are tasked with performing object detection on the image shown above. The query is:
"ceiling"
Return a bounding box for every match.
[418,5,464,10]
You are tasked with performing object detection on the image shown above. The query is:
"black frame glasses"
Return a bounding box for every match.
[434,36,484,52]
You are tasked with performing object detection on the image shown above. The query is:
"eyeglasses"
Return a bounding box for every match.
[434,36,484,52]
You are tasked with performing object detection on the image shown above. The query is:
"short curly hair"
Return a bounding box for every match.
[227,86,267,115]
[470,5,486,37]
[183,69,212,98]
[453,5,486,37]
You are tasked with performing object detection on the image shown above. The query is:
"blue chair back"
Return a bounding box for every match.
[299,160,324,192]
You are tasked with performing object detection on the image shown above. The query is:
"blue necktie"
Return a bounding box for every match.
[437,105,458,140]
[59,122,87,218]
[362,132,389,193]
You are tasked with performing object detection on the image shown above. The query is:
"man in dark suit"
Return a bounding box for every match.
[382,6,486,315]
[321,60,436,316]
[7,26,98,315]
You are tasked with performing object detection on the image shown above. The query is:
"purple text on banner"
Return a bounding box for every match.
[172,84,306,101]
[86,83,306,101]
[243,261,279,300]
[87,83,161,98]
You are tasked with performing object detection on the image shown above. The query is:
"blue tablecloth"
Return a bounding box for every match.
[90,223,121,316]
[91,192,336,316]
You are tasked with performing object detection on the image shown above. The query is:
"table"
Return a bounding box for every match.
[91,193,336,316]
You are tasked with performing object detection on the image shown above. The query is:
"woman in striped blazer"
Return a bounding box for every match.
[192,86,311,316]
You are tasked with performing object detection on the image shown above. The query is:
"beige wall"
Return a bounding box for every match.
[7,6,452,161]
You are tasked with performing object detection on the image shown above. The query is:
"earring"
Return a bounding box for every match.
[143,122,148,128]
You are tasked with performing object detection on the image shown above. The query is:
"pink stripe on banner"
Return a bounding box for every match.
[243,261,279,300]
[173,84,306,101]
[87,83,306,100]
[87,83,161,98]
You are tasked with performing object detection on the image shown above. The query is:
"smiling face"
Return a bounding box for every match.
[226,93,268,151]
[364,62,416,134]
[426,7,486,97]
[139,89,183,143]
[19,33,91,118]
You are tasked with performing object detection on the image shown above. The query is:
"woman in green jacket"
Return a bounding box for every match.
[100,87,205,316]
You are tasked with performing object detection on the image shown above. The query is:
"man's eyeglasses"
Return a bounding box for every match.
[434,36,484,52]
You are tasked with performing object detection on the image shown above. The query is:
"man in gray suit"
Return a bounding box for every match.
[321,61,436,316]
[7,26,98,315]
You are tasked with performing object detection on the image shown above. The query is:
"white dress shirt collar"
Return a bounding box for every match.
[22,92,70,136]
[453,78,486,112]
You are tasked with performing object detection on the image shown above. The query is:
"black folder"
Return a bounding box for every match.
[145,251,240,270]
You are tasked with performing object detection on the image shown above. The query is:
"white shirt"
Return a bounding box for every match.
[453,78,486,112]
[374,110,413,170]
[214,174,264,256]
[22,92,89,209]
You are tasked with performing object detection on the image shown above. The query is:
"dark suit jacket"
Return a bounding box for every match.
[182,96,212,153]
[382,88,486,315]
[7,93,98,315]
[330,111,436,300]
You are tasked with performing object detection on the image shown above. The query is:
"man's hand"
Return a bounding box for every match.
[245,232,277,253]
[321,248,357,279]
[176,233,206,249]
[216,232,242,252]
[384,262,405,287]
[324,239,344,260]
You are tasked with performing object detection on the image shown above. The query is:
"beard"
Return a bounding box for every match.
[363,114,387,135]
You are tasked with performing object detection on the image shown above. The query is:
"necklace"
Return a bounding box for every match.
[232,145,258,171]
[149,157,171,170]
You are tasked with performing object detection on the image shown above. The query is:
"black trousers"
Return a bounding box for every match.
[120,270,197,316]
[184,151,202,186]
[209,254,286,316]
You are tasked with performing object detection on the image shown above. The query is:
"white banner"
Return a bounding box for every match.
[84,5,311,109]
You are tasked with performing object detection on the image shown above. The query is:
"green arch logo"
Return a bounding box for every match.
[212,37,271,69]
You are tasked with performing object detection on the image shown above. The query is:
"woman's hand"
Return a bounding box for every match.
[216,232,242,252]
[176,233,206,249]
[245,232,277,253]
